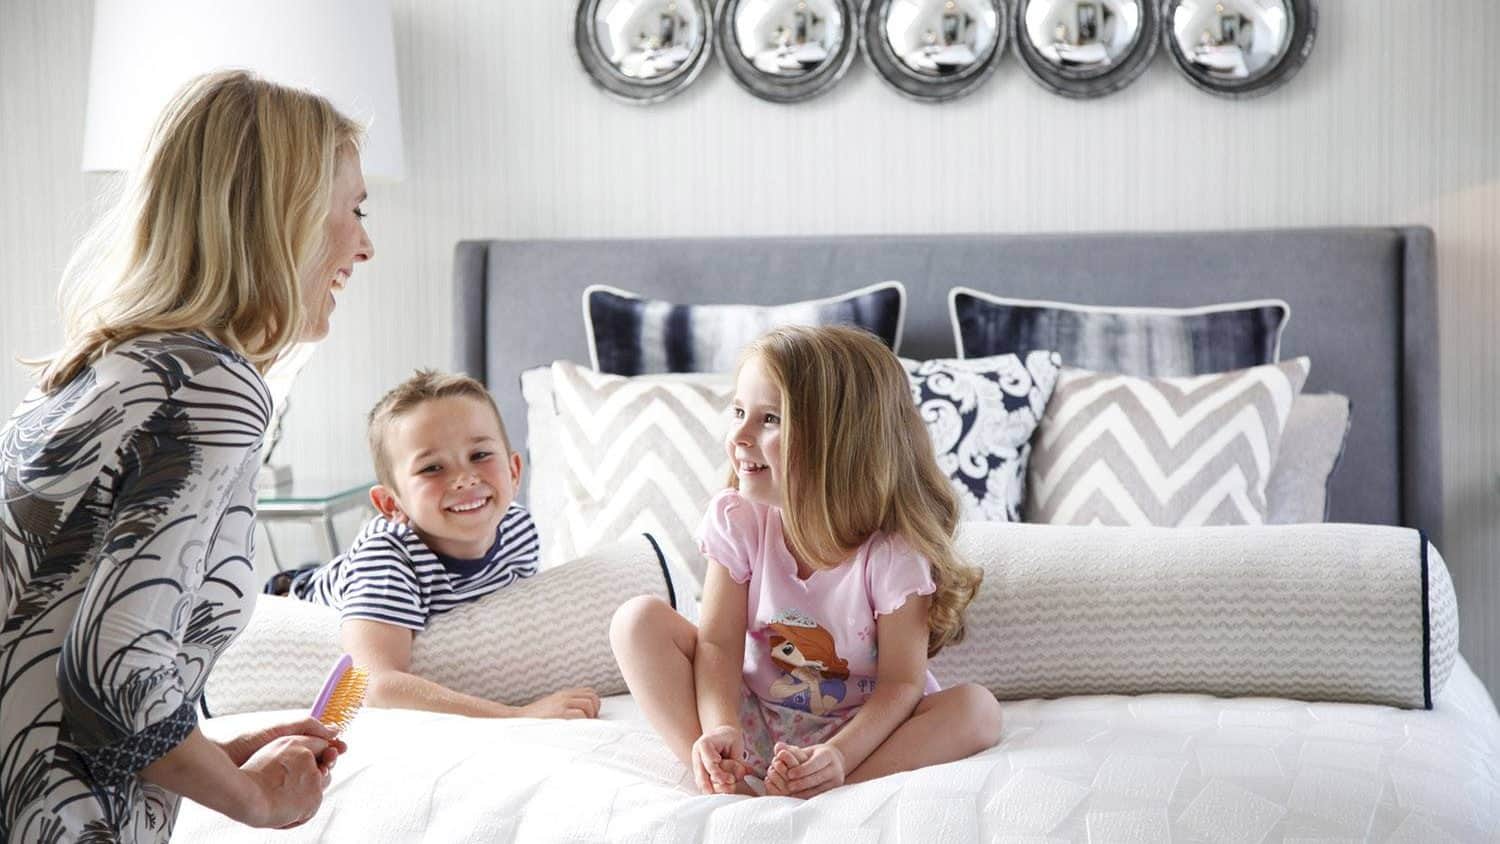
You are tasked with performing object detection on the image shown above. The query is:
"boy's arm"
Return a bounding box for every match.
[694,560,750,732]
[341,619,599,719]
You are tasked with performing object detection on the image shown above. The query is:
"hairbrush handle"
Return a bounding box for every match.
[310,653,354,721]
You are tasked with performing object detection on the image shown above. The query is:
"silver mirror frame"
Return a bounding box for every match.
[1162,0,1316,99]
[1012,0,1159,99]
[862,0,1009,103]
[716,0,861,103]
[575,0,715,105]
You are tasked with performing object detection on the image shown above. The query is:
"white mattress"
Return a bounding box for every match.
[175,658,1500,842]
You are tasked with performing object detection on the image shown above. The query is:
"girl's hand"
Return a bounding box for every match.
[765,741,845,798]
[239,735,336,828]
[763,742,807,796]
[219,717,346,774]
[691,725,748,795]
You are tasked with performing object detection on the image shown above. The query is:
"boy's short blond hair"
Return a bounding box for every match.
[367,369,512,490]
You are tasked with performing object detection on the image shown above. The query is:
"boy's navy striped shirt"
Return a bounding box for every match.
[296,503,539,629]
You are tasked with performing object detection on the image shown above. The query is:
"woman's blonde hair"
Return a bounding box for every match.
[35,70,363,391]
[734,325,982,656]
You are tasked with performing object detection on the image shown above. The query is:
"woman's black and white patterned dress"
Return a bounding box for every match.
[0,332,270,843]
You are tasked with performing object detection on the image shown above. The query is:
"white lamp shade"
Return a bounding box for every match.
[83,0,404,180]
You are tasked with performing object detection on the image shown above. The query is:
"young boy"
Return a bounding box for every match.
[280,369,599,720]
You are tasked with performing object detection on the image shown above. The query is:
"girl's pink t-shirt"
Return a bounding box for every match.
[697,489,940,717]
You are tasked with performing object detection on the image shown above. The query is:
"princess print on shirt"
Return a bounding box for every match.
[765,610,850,716]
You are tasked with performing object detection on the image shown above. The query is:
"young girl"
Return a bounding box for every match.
[611,325,1001,798]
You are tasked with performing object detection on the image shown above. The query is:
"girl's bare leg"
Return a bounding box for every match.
[846,683,1003,784]
[610,595,703,765]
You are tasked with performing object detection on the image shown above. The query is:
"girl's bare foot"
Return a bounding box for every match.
[737,775,765,796]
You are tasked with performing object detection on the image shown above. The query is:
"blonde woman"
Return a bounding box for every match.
[0,70,373,841]
[612,325,1003,799]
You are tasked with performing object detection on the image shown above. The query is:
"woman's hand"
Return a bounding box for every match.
[692,725,748,795]
[515,687,601,719]
[218,716,345,773]
[238,735,336,829]
[764,741,846,798]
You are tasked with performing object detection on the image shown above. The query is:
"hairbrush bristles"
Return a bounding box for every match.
[310,653,368,732]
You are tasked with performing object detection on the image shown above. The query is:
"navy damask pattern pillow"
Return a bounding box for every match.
[585,282,905,375]
[950,289,1289,377]
[904,352,1062,522]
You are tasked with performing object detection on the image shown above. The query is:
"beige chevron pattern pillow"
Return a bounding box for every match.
[1027,357,1310,526]
[204,536,679,715]
[526,361,732,589]
[930,521,1458,708]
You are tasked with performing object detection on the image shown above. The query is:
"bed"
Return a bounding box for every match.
[174,227,1500,842]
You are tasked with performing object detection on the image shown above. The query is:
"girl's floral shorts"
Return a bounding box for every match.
[736,687,852,776]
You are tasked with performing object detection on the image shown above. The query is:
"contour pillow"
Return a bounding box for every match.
[930,522,1457,709]
[204,535,682,715]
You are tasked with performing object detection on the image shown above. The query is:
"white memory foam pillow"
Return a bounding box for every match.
[930,521,1458,709]
[211,522,1457,716]
[204,534,683,716]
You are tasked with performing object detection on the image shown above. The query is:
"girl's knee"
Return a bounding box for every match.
[956,683,1003,750]
[609,594,673,652]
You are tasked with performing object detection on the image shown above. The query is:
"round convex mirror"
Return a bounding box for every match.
[863,0,1008,102]
[718,0,860,103]
[1163,0,1316,98]
[576,0,714,104]
[1012,0,1159,98]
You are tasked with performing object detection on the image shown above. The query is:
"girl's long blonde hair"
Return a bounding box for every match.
[734,325,982,656]
[35,70,363,391]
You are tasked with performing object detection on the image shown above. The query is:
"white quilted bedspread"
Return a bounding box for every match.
[175,659,1500,843]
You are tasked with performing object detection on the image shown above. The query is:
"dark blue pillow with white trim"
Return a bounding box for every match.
[584,282,906,375]
[950,289,1289,377]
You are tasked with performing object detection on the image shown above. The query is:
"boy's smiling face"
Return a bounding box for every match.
[370,395,522,559]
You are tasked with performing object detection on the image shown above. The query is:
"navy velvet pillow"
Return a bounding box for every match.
[950,289,1289,377]
[585,283,906,375]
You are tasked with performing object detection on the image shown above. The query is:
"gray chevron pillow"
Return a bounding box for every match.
[1028,358,1310,526]
[524,361,732,590]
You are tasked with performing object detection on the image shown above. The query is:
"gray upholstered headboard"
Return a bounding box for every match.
[453,227,1441,541]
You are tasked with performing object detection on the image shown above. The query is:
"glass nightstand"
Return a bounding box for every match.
[257,477,374,570]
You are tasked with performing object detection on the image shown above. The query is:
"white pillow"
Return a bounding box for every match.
[931,521,1458,709]
[204,535,683,715]
[208,525,1458,714]
[1265,392,1351,523]
[521,364,568,559]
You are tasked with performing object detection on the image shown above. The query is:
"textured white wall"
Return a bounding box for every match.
[3,0,1497,694]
